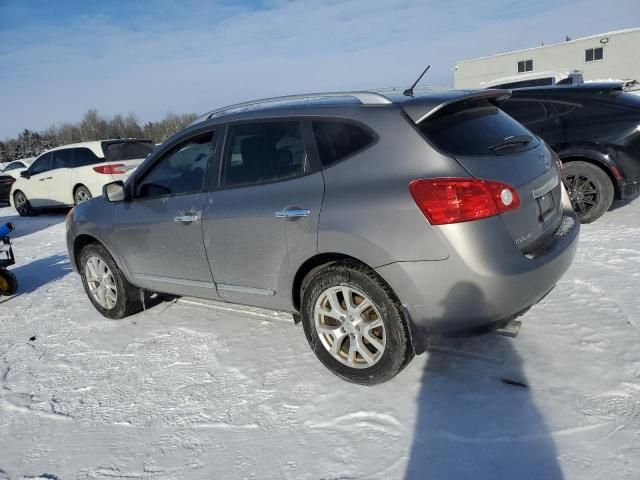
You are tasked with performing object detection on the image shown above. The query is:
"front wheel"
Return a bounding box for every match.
[562,161,614,223]
[14,191,34,217]
[79,243,142,319]
[0,269,18,296]
[301,261,414,385]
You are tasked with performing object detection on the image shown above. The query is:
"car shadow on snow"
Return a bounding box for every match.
[0,209,68,239]
[9,253,72,295]
[404,283,564,480]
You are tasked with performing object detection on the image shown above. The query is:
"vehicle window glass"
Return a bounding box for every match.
[73,148,100,167]
[29,153,52,175]
[104,141,155,162]
[419,99,537,156]
[52,149,74,169]
[501,100,548,124]
[550,102,579,117]
[221,121,306,187]
[312,120,375,166]
[5,162,25,171]
[136,133,214,198]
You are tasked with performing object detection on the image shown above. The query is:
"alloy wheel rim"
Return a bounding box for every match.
[314,286,386,369]
[84,255,117,309]
[15,193,26,214]
[76,190,89,203]
[565,173,599,215]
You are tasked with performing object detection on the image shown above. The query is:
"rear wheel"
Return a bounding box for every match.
[14,190,34,217]
[79,243,142,319]
[0,269,18,296]
[74,186,92,205]
[562,161,614,223]
[301,261,413,385]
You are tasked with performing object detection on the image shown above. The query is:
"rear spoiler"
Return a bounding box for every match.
[402,89,512,124]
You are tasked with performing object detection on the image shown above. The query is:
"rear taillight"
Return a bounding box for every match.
[409,178,521,225]
[93,164,127,174]
[0,177,16,184]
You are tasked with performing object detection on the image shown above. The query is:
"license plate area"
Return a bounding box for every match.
[537,193,556,223]
[532,173,560,224]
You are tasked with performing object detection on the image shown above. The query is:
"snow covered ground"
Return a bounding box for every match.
[0,199,639,480]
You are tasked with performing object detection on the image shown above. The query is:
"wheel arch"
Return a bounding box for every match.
[292,252,421,354]
[559,154,620,198]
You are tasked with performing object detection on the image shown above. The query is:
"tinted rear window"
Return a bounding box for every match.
[103,141,155,161]
[312,120,375,166]
[418,99,537,156]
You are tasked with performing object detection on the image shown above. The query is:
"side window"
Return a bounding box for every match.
[312,120,375,167]
[5,162,25,171]
[136,132,214,198]
[221,121,306,188]
[29,153,52,175]
[73,148,100,167]
[52,149,74,169]
[501,100,548,125]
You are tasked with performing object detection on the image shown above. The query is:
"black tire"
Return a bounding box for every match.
[301,261,414,385]
[562,161,614,224]
[14,190,35,217]
[0,269,18,296]
[78,243,142,319]
[74,185,93,205]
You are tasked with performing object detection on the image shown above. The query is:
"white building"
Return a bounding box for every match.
[454,28,640,89]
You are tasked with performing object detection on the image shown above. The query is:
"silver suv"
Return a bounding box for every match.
[66,89,579,384]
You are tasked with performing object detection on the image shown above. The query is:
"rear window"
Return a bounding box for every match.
[103,141,155,162]
[312,120,375,166]
[418,99,537,156]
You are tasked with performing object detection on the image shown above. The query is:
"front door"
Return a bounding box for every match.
[113,130,220,299]
[23,153,52,207]
[202,120,324,311]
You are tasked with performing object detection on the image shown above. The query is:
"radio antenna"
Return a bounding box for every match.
[403,65,431,97]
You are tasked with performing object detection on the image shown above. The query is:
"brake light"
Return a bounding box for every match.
[93,164,127,174]
[0,177,16,184]
[409,178,521,225]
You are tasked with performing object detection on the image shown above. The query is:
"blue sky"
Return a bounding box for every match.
[1,0,638,138]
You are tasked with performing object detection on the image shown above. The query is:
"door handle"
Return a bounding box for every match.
[46,176,53,180]
[275,209,311,219]
[174,214,199,223]
[39,178,46,182]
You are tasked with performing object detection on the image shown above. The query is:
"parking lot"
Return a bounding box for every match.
[0,198,638,479]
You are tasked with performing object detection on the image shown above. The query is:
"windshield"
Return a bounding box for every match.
[103,141,155,161]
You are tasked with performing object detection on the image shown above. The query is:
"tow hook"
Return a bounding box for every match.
[494,319,522,338]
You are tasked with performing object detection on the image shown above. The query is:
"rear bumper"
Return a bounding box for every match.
[0,184,12,204]
[618,178,640,199]
[376,203,579,345]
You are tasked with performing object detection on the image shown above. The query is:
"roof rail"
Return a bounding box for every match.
[203,91,393,119]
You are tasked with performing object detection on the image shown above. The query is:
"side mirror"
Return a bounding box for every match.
[103,181,126,202]
[20,171,30,179]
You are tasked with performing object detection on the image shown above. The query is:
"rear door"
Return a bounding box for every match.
[22,153,52,206]
[48,148,75,205]
[417,99,562,252]
[113,130,220,299]
[202,119,324,311]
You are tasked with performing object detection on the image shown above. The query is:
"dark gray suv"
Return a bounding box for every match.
[66,89,579,384]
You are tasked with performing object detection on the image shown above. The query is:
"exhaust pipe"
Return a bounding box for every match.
[494,319,522,338]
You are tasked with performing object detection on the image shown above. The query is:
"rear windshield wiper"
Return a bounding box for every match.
[488,134,533,152]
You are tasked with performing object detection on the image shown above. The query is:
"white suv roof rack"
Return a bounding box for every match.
[203,91,393,119]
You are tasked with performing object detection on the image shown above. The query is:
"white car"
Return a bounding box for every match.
[10,139,154,216]
[1,157,35,179]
